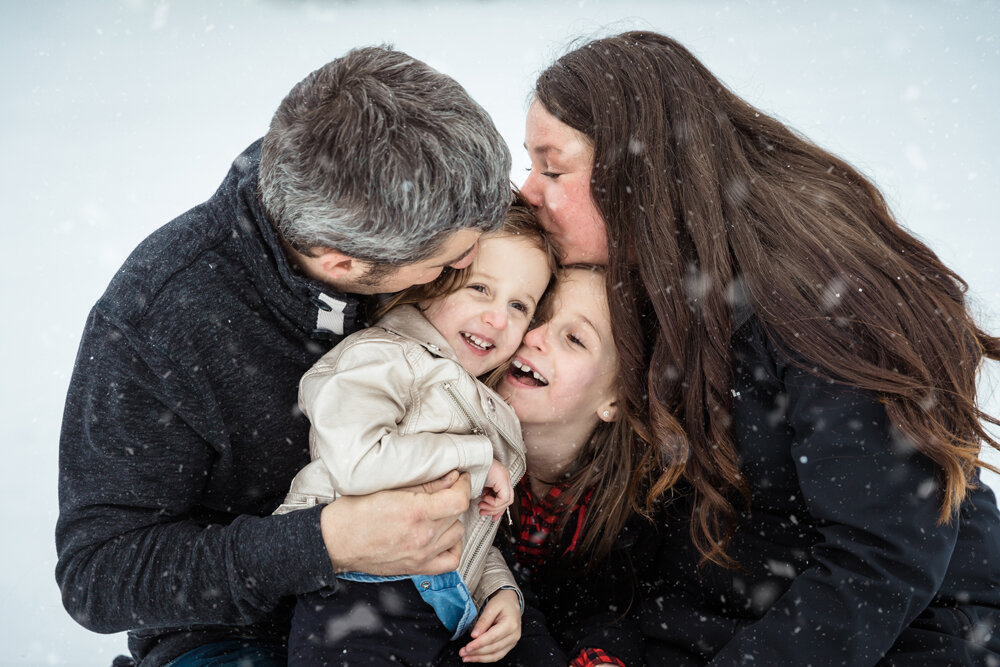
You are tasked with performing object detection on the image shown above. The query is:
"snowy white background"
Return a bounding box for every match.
[1,1,998,664]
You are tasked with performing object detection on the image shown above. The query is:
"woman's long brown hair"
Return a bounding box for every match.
[535,30,1000,568]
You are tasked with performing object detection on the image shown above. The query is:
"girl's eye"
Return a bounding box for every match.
[567,333,586,348]
[510,302,529,315]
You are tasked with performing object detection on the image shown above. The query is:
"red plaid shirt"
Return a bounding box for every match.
[514,482,628,667]
[571,647,627,667]
[514,481,592,571]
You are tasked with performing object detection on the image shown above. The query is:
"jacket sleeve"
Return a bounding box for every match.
[472,545,522,611]
[56,309,336,633]
[297,341,495,498]
[707,353,959,665]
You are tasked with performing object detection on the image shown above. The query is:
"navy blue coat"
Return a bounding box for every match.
[56,142,368,665]
[641,313,1000,665]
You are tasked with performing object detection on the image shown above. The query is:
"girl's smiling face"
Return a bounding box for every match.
[422,233,551,377]
[520,99,608,266]
[499,267,618,429]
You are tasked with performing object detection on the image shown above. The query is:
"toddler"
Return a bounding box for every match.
[275,195,555,665]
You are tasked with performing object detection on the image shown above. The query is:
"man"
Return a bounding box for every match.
[56,45,511,666]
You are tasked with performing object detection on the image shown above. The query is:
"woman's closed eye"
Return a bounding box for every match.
[524,166,562,180]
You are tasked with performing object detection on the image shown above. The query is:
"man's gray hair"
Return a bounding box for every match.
[259,45,512,265]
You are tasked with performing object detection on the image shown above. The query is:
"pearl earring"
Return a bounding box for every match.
[602,410,611,418]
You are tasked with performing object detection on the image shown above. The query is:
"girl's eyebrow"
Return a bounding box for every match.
[572,314,602,342]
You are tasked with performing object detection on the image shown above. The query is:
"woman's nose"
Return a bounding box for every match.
[520,170,543,208]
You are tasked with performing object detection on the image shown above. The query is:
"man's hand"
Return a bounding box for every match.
[320,470,471,575]
[458,588,521,663]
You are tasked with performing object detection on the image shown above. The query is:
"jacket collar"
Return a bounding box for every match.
[226,140,366,342]
[377,305,525,456]
[375,305,461,363]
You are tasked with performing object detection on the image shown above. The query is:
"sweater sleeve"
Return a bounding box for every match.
[296,341,495,498]
[55,308,337,633]
[707,357,958,665]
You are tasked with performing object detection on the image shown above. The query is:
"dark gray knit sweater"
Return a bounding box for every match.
[56,140,367,665]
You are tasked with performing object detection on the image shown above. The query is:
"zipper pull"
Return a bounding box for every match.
[505,507,513,526]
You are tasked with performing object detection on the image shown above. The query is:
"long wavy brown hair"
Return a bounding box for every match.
[535,30,1000,568]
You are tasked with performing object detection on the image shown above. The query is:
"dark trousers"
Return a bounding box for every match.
[288,578,463,667]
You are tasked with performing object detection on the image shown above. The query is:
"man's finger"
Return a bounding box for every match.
[419,521,465,574]
[423,473,472,520]
[415,469,459,494]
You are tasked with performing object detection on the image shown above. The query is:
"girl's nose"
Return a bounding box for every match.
[522,322,548,351]
[482,305,508,330]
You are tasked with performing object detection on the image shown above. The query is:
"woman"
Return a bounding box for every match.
[520,31,1000,665]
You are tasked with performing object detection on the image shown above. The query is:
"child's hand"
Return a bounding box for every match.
[478,459,512,521]
[458,588,521,663]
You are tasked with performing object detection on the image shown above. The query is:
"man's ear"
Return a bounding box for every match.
[313,248,358,281]
[597,400,618,423]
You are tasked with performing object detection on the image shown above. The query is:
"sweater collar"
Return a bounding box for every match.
[226,140,367,342]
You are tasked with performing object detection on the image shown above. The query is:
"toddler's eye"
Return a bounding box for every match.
[468,284,487,294]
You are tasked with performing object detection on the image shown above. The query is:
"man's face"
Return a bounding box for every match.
[346,228,482,294]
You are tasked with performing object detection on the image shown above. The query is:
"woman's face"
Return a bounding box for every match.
[498,268,618,429]
[521,100,608,265]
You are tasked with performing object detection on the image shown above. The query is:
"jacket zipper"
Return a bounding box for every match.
[441,381,525,483]
[441,381,526,582]
[442,381,485,435]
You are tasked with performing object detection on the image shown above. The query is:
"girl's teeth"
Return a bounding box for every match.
[463,332,492,350]
[511,359,548,384]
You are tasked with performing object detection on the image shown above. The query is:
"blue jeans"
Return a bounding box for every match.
[165,639,285,666]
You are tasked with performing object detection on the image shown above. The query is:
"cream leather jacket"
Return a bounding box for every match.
[275,305,526,608]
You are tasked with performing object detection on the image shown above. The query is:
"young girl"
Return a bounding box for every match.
[274,196,556,665]
[458,266,663,667]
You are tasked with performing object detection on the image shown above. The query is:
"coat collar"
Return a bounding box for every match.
[226,140,367,342]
